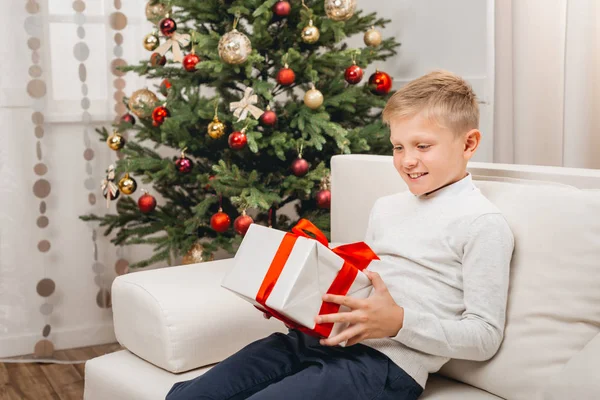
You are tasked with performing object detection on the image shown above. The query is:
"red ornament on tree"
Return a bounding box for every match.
[175,151,193,173]
[368,70,392,95]
[211,208,231,233]
[291,157,309,177]
[120,113,135,125]
[234,210,254,235]
[159,17,177,37]
[183,52,201,72]
[344,63,363,85]
[152,105,170,127]
[228,129,247,150]
[138,191,157,213]
[150,52,166,66]
[159,79,171,96]
[272,1,291,17]
[204,175,216,191]
[277,64,295,86]
[259,106,277,127]
[316,189,331,209]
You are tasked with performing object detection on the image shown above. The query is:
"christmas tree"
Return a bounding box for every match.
[80,0,400,269]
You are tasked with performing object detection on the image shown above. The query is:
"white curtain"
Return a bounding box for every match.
[494,0,600,169]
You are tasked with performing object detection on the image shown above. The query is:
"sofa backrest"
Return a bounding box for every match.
[331,154,600,399]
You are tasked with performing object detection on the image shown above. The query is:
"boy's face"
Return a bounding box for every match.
[389,113,479,196]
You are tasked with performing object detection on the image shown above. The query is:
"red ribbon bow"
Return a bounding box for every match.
[255,219,379,338]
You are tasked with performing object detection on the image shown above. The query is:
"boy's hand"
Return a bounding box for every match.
[315,270,404,347]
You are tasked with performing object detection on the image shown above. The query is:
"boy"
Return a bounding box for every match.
[166,70,515,400]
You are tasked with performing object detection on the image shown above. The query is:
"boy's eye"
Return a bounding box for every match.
[418,145,431,149]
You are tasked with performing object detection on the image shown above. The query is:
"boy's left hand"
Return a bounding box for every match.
[315,270,404,347]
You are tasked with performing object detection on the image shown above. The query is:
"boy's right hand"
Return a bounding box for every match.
[263,311,293,330]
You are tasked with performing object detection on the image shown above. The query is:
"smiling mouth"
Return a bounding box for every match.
[407,172,428,180]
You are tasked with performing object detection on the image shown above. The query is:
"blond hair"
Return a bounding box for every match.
[382,70,479,136]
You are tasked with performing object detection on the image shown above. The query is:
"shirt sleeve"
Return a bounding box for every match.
[391,213,515,361]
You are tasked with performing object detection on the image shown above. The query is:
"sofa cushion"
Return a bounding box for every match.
[440,181,600,399]
[111,259,287,373]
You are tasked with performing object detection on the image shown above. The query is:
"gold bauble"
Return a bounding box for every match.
[145,1,172,22]
[304,85,324,109]
[218,29,252,65]
[324,0,356,21]
[143,32,160,51]
[207,116,226,139]
[364,26,382,47]
[301,20,320,44]
[118,173,137,195]
[107,132,126,150]
[128,89,159,118]
[182,242,214,265]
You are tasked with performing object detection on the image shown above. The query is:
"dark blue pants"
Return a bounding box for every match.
[166,329,423,400]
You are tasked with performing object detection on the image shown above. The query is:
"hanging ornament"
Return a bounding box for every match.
[301,19,320,44]
[175,149,194,173]
[259,105,277,127]
[150,52,167,66]
[211,207,231,233]
[159,17,177,37]
[229,87,264,122]
[120,113,135,125]
[145,1,172,22]
[159,79,171,96]
[143,31,160,51]
[276,63,295,86]
[304,84,324,109]
[324,0,356,21]
[118,173,137,195]
[154,20,191,63]
[218,16,252,65]
[234,210,254,236]
[152,104,170,127]
[107,130,126,151]
[316,189,331,209]
[228,128,248,150]
[208,116,226,139]
[138,190,157,213]
[183,49,201,72]
[128,89,159,118]
[101,165,120,208]
[272,1,291,18]
[369,70,393,95]
[345,53,363,85]
[182,241,214,265]
[364,26,383,47]
[291,157,309,177]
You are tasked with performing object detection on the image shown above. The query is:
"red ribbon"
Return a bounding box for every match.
[255,219,379,338]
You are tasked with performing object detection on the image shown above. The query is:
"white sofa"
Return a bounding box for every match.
[84,155,600,400]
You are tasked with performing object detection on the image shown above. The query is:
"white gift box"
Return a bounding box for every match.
[221,223,374,341]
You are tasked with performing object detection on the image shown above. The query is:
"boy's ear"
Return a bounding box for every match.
[463,129,481,155]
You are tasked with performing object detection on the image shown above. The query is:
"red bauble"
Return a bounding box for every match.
[138,193,157,213]
[211,210,231,233]
[150,52,166,66]
[120,113,135,125]
[182,52,201,72]
[291,158,309,177]
[204,175,215,191]
[175,156,193,173]
[272,0,291,17]
[159,18,177,37]
[344,64,364,85]
[234,212,254,235]
[316,189,331,209]
[152,105,170,126]
[228,130,247,150]
[160,79,171,96]
[368,70,393,95]
[259,109,277,127]
[277,66,295,86]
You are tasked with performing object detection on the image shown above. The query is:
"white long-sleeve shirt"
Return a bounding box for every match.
[360,173,515,389]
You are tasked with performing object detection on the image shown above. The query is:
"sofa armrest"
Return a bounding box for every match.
[542,332,600,399]
[111,259,287,374]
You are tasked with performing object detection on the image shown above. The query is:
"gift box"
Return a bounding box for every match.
[221,219,379,344]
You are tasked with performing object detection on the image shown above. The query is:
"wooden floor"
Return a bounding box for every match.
[0,343,123,400]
